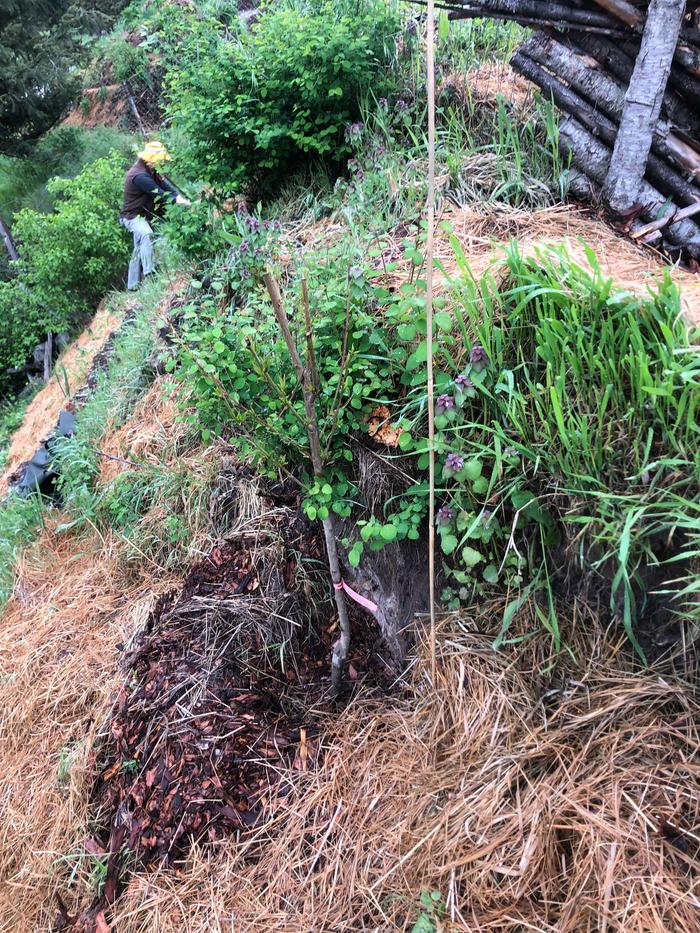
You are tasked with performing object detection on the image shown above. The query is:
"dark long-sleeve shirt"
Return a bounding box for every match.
[121,159,178,220]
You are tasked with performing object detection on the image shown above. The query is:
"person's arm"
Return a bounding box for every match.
[162,176,191,205]
[132,172,177,204]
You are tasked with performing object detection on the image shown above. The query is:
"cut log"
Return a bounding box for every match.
[604,0,687,214]
[590,0,643,28]
[520,33,700,179]
[572,32,700,136]
[559,115,700,255]
[433,0,629,32]
[512,50,700,205]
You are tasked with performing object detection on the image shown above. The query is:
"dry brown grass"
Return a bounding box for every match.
[96,376,183,485]
[386,203,700,327]
[0,520,180,932]
[99,611,700,933]
[61,87,128,130]
[0,301,124,495]
[441,62,532,110]
[286,202,700,328]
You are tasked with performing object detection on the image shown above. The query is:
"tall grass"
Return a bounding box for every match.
[441,241,699,652]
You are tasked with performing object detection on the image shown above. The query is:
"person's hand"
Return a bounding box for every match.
[176,195,191,206]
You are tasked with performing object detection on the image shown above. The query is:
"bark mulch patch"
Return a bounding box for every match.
[57,486,390,930]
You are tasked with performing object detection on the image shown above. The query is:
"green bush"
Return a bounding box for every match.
[166,0,400,193]
[12,152,129,321]
[173,231,700,654]
[0,152,130,391]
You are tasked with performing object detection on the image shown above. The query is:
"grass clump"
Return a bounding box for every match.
[399,241,700,652]
[173,222,699,654]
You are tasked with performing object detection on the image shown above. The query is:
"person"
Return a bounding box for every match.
[119,140,190,290]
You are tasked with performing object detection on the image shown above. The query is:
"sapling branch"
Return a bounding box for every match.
[264,271,352,696]
[301,279,320,397]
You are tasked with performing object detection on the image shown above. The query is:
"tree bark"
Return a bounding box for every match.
[43,331,53,382]
[263,272,352,697]
[0,212,19,263]
[572,31,700,137]
[559,115,700,255]
[603,0,687,214]
[512,49,700,206]
[520,32,700,179]
[590,0,643,28]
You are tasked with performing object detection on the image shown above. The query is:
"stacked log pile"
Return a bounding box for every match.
[418,1,700,261]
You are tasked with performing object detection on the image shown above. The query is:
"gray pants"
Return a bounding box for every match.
[120,216,155,290]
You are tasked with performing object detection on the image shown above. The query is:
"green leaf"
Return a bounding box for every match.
[439,11,450,40]
[380,524,397,542]
[483,564,499,584]
[434,310,452,332]
[462,459,482,481]
[461,546,483,568]
[441,533,458,555]
[472,476,488,495]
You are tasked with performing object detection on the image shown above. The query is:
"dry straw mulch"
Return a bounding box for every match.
[0,523,180,933]
[102,613,700,933]
[96,376,183,485]
[0,301,123,496]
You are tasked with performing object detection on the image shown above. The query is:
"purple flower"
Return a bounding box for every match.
[344,122,364,141]
[455,373,474,391]
[469,344,488,370]
[246,215,261,233]
[395,99,409,113]
[406,19,418,36]
[437,506,454,526]
[239,240,250,253]
[446,452,464,472]
[436,394,455,414]
[378,97,388,109]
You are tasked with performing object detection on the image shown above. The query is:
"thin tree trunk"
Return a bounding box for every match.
[43,332,53,382]
[0,213,19,263]
[263,271,352,696]
[603,0,687,214]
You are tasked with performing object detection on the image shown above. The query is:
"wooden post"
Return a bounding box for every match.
[0,213,19,263]
[603,0,687,214]
[43,332,53,382]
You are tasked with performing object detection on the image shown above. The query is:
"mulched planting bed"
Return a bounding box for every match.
[59,481,392,928]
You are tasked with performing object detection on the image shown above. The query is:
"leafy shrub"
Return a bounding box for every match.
[12,152,129,320]
[174,229,700,653]
[0,125,133,220]
[0,152,130,392]
[166,0,401,193]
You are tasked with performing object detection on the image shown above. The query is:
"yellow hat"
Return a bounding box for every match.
[138,141,171,164]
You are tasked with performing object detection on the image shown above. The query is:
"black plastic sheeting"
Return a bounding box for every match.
[11,408,76,498]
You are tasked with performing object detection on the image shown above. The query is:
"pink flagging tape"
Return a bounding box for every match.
[334,580,378,614]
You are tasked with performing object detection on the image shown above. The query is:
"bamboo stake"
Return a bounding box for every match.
[263,271,352,696]
[426,0,437,681]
